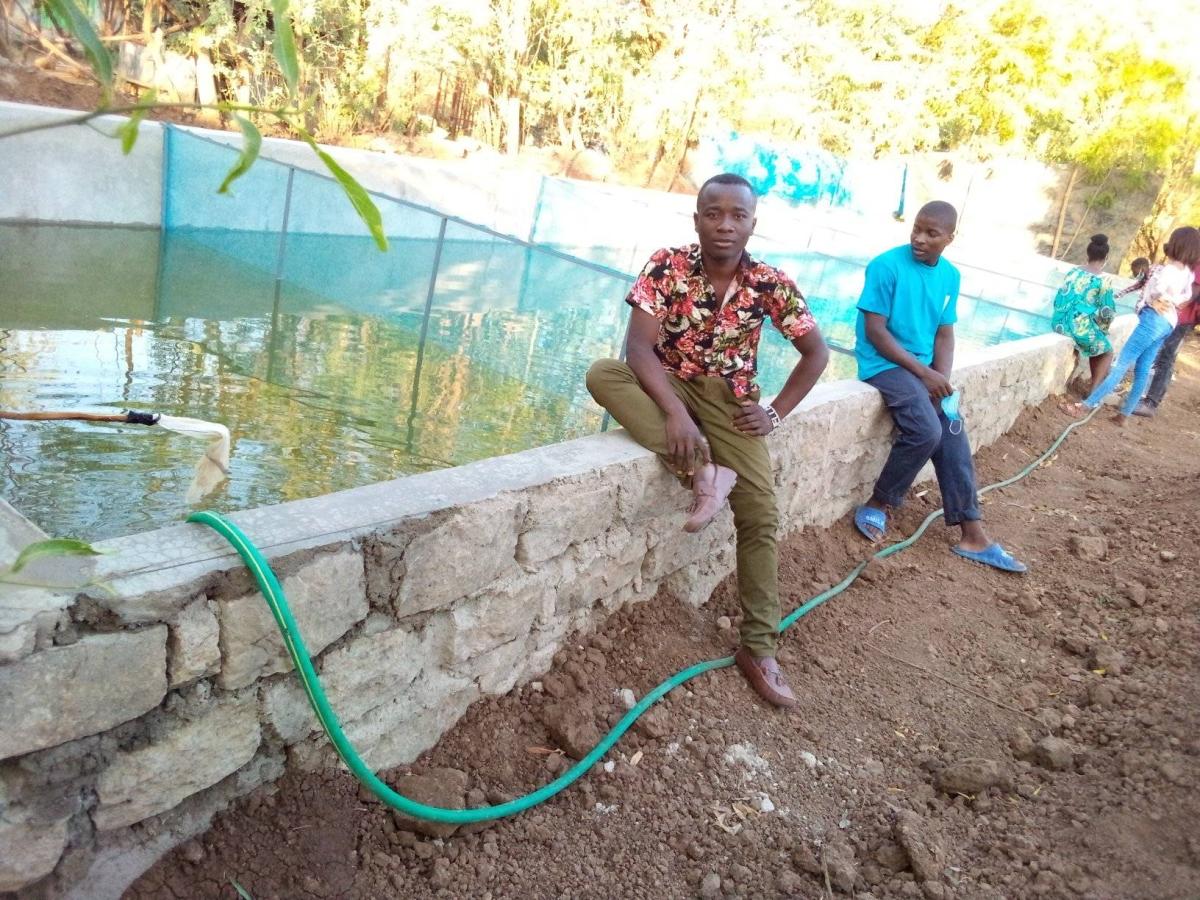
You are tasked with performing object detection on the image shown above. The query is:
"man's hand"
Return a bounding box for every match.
[920,367,953,400]
[665,411,710,475]
[733,401,773,436]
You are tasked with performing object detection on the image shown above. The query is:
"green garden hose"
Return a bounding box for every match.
[188,404,1098,824]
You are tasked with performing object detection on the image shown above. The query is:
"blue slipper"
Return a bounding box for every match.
[952,542,1027,574]
[854,505,887,543]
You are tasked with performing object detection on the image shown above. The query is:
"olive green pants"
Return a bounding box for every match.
[586,359,780,656]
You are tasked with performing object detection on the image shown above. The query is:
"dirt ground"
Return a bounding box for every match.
[0,60,206,128]
[121,340,1200,900]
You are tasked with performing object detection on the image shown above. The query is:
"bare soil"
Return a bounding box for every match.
[122,341,1200,900]
[0,59,205,128]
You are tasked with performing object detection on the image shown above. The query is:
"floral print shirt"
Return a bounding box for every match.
[625,244,816,398]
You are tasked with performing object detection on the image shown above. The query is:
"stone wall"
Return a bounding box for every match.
[0,322,1133,899]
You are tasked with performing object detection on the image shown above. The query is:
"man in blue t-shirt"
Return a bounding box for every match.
[851,201,1027,573]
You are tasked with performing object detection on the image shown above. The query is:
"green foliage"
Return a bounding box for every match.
[217,114,263,193]
[116,91,158,154]
[301,132,388,250]
[0,538,111,594]
[270,0,301,100]
[5,538,103,575]
[15,0,1200,233]
[40,0,113,98]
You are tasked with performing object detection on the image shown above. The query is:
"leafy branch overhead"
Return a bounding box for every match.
[28,0,388,250]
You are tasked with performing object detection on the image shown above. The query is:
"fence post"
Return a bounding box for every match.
[273,167,296,285]
[406,218,449,448]
[152,124,174,320]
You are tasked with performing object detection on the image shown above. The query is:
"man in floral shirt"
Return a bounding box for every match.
[587,173,829,708]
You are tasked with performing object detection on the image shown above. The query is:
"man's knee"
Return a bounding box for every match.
[898,413,941,457]
[730,486,779,534]
[585,358,626,401]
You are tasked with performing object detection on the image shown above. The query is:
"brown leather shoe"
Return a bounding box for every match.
[734,647,798,708]
[683,464,738,533]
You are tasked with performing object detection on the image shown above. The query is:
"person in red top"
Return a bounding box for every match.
[1134,259,1200,416]
[587,173,829,708]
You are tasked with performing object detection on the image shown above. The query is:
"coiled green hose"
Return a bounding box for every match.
[188,404,1097,824]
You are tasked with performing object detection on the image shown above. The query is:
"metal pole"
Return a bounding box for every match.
[406,217,449,449]
[265,167,296,385]
[152,125,173,321]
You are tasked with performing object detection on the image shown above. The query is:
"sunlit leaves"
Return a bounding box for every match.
[40,0,113,99]
[217,114,263,194]
[301,132,388,251]
[116,90,157,154]
[272,0,301,100]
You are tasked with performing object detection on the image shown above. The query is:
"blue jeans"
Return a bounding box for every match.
[1143,321,1195,406]
[866,367,981,526]
[1084,308,1173,415]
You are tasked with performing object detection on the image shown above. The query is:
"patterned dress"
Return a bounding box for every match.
[1052,267,1115,357]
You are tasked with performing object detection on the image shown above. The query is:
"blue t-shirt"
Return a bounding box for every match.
[854,245,960,380]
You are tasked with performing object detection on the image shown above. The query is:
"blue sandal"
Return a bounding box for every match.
[952,542,1027,574]
[854,505,887,543]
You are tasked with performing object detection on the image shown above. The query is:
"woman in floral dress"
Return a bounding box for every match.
[1052,233,1115,394]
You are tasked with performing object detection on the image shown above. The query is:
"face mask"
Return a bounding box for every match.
[941,390,963,435]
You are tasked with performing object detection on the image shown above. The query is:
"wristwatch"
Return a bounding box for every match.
[763,404,783,430]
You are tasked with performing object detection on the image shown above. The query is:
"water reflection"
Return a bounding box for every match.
[0,224,625,540]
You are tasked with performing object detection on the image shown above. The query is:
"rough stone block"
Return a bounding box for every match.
[616,456,689,522]
[262,624,468,760]
[517,481,617,566]
[558,524,648,613]
[217,548,367,689]
[0,621,36,664]
[347,684,479,771]
[286,680,479,773]
[103,584,198,624]
[0,628,167,761]
[0,815,70,892]
[393,497,522,617]
[68,747,284,900]
[93,694,261,831]
[472,636,534,695]
[662,546,736,608]
[0,500,76,662]
[445,570,554,664]
[168,597,220,687]
[641,516,734,582]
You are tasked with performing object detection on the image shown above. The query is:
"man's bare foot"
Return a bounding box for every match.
[957,519,992,554]
[1058,400,1090,418]
[684,463,737,533]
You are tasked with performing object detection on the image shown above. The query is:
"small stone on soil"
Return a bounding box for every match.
[1032,736,1075,771]
[935,759,1011,795]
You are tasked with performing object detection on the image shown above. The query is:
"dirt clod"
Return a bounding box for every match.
[540,702,601,760]
[1068,534,1107,561]
[1088,644,1126,676]
[934,759,1011,795]
[822,837,859,893]
[894,811,945,883]
[1031,736,1075,771]
[389,769,468,839]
